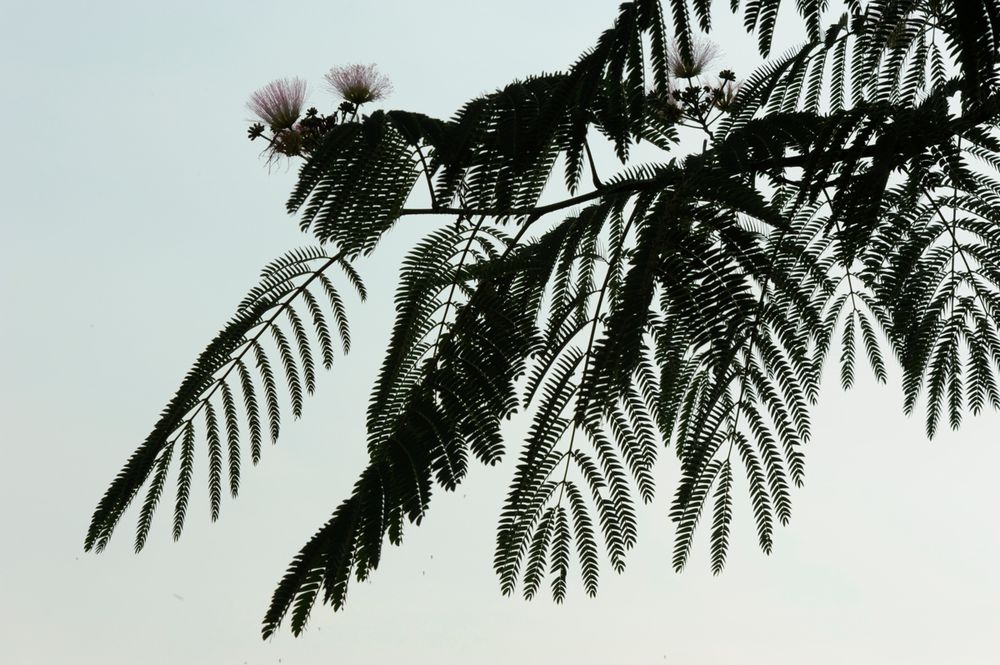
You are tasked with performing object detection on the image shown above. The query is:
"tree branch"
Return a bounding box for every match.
[399,97,1000,224]
[400,178,643,220]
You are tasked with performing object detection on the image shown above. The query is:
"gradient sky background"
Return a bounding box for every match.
[2,1,999,663]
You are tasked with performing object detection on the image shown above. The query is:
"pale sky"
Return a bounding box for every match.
[2,1,999,663]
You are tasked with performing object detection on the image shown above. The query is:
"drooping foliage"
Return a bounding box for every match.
[87,0,1000,638]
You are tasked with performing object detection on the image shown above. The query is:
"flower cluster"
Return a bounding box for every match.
[649,74,742,126]
[649,38,742,131]
[246,65,392,161]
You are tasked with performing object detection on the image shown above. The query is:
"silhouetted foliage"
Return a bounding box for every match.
[87,0,1000,638]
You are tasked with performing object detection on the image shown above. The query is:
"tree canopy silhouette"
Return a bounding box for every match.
[86,0,1000,638]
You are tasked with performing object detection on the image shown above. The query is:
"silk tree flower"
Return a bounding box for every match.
[247,77,308,130]
[667,37,720,79]
[713,78,742,112]
[325,63,393,105]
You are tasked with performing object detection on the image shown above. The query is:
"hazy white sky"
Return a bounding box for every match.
[2,1,999,663]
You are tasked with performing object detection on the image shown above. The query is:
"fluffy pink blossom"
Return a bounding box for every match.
[713,79,742,111]
[667,38,720,79]
[247,78,307,130]
[325,64,393,105]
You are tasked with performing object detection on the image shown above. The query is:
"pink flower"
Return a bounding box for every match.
[247,78,308,130]
[713,79,742,111]
[667,38,720,79]
[325,64,392,105]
